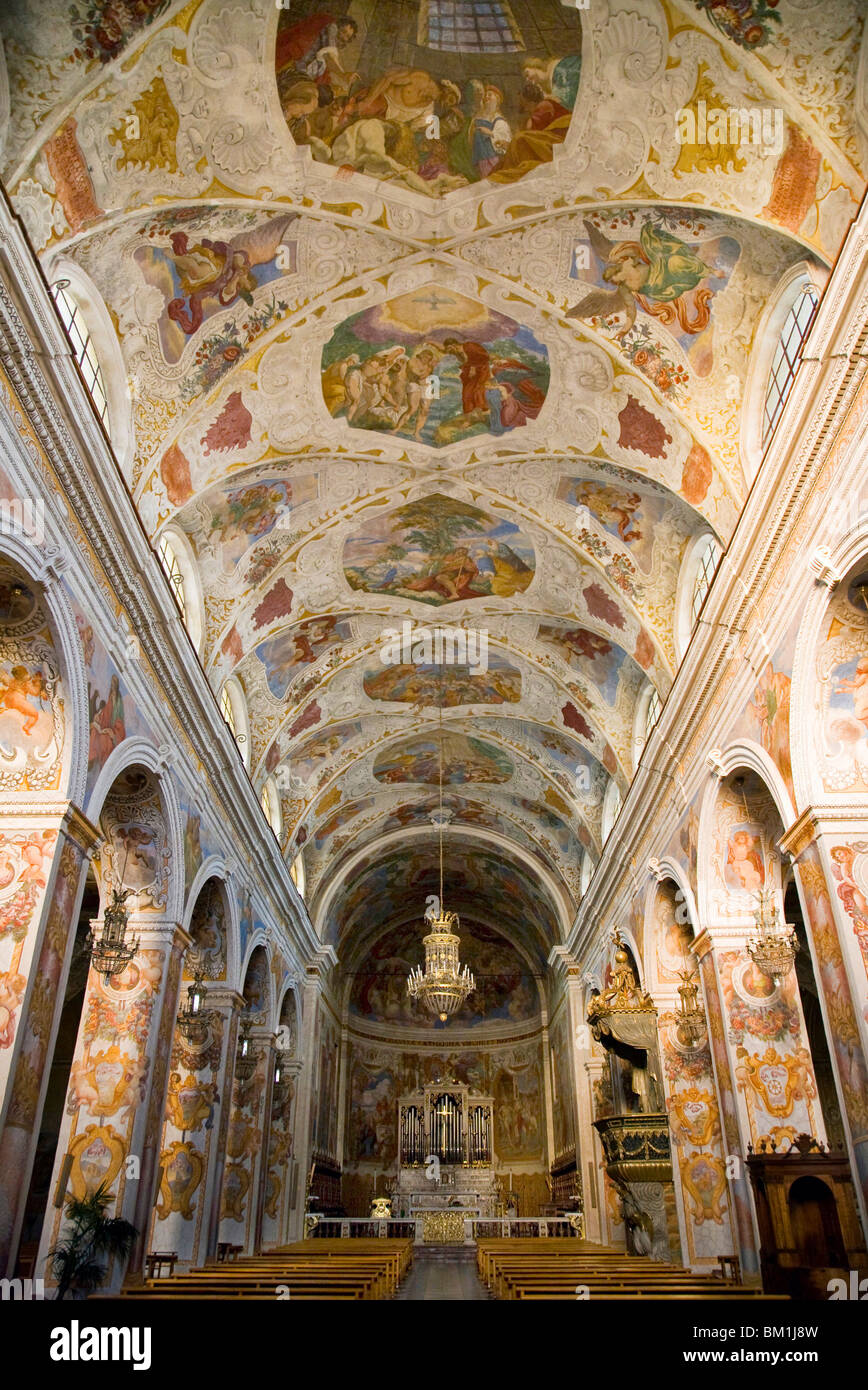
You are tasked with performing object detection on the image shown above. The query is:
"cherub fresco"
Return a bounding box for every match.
[568,213,740,378]
[0,663,50,737]
[724,829,765,892]
[276,5,583,196]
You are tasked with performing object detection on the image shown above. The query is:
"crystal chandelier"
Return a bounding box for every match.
[746,888,798,987]
[89,884,139,984]
[407,684,474,1022]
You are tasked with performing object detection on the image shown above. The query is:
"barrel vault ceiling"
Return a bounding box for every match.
[2,0,865,966]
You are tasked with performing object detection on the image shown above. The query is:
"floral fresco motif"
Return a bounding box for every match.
[323,289,549,446]
[692,0,782,49]
[558,476,674,573]
[276,2,582,195]
[343,495,534,606]
[69,0,171,65]
[373,732,513,785]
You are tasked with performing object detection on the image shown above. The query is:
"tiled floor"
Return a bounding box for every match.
[395,1246,490,1300]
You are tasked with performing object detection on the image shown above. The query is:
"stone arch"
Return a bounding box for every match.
[239,940,272,1027]
[0,550,86,805]
[644,873,696,997]
[183,858,241,989]
[696,743,795,928]
[183,874,230,983]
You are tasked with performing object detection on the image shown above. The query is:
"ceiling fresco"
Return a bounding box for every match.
[2,0,865,977]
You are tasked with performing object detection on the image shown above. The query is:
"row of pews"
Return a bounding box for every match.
[477,1239,788,1300]
[120,1239,414,1300]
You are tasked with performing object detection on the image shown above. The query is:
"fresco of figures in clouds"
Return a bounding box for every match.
[276,0,583,197]
[343,495,535,606]
[322,288,549,447]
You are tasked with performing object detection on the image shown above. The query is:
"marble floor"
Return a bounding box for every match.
[394,1246,491,1301]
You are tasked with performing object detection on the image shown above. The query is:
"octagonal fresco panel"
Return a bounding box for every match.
[276,1,583,197]
[373,732,513,784]
[343,494,534,606]
[322,287,549,446]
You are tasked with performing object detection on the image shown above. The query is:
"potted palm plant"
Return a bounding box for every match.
[47,1184,137,1300]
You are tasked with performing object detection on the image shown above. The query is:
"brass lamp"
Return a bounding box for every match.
[675,970,705,1047]
[235,1019,257,1081]
[746,888,798,987]
[176,971,212,1045]
[89,885,139,984]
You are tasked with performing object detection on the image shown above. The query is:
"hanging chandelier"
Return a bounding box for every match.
[675,970,705,1047]
[176,971,212,1046]
[89,883,139,984]
[746,888,798,987]
[407,680,474,1022]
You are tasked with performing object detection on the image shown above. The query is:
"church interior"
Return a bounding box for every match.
[2,0,868,1322]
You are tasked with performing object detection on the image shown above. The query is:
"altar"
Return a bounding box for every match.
[391,1080,500,1238]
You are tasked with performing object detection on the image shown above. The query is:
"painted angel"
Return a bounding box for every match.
[566,218,721,339]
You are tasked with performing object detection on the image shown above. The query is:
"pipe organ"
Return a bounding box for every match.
[398,1082,493,1168]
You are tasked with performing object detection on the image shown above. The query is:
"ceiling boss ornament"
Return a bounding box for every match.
[407,675,474,1022]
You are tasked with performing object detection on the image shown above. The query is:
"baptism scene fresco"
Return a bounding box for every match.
[275,0,583,196]
[322,288,550,446]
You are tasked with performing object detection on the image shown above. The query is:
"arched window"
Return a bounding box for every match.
[156,526,203,654]
[290,853,306,899]
[158,532,187,622]
[579,849,593,896]
[219,677,250,768]
[52,280,110,428]
[676,532,722,659]
[645,688,661,741]
[601,780,622,844]
[691,534,720,625]
[261,776,282,839]
[761,284,818,453]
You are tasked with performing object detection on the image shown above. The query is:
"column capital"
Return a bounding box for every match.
[691,928,714,962]
[779,808,821,861]
[547,944,582,981]
[0,800,100,852]
[302,944,337,993]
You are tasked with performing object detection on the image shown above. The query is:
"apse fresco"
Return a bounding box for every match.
[275,2,583,196]
[538,621,634,705]
[134,209,298,364]
[350,920,538,1029]
[373,732,513,784]
[557,476,676,573]
[331,844,560,961]
[364,650,521,705]
[257,617,352,699]
[343,495,535,605]
[568,209,741,383]
[323,288,549,446]
[196,472,318,574]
